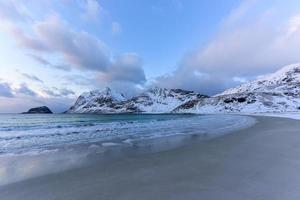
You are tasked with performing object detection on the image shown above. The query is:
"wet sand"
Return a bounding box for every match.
[1,116,300,200]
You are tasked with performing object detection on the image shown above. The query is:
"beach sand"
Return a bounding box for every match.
[1,116,300,200]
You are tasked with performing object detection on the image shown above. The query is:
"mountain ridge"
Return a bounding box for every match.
[67,87,208,113]
[175,63,300,113]
[67,63,300,114]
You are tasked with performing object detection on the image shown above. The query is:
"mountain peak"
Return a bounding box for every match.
[66,87,126,113]
[85,87,125,101]
[67,63,300,114]
[263,63,300,83]
[276,63,300,73]
[103,86,111,93]
[218,63,300,96]
[146,87,199,96]
[67,87,207,113]
[174,63,300,114]
[146,87,168,96]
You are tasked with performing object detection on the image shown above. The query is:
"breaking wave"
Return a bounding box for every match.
[0,114,256,155]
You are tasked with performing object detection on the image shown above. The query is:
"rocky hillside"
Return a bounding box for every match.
[67,87,208,113]
[174,64,300,113]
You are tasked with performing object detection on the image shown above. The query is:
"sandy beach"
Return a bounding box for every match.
[1,116,300,200]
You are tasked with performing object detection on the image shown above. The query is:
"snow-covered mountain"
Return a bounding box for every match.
[67,64,300,114]
[218,63,300,96]
[67,87,208,113]
[123,87,208,113]
[67,87,127,113]
[174,64,300,113]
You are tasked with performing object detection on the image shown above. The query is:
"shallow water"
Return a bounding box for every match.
[0,114,256,155]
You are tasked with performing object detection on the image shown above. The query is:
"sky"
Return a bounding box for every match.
[1,0,300,113]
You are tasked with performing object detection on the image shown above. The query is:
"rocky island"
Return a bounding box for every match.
[22,106,53,114]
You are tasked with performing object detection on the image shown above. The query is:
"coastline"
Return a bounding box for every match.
[1,116,300,200]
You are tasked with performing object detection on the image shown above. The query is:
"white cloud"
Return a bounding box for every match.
[81,0,103,21]
[21,73,44,83]
[196,0,300,76]
[286,14,300,35]
[43,87,75,97]
[0,2,145,86]
[0,0,31,23]
[0,1,146,112]
[0,81,14,98]
[16,83,37,96]
[0,80,75,113]
[0,95,74,113]
[22,15,145,85]
[155,0,300,95]
[98,53,146,84]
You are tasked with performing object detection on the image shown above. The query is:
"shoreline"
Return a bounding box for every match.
[1,116,300,199]
[0,114,256,186]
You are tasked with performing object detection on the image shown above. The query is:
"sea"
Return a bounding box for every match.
[0,113,256,155]
[0,113,257,185]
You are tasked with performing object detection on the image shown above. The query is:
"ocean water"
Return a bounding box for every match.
[0,114,257,185]
[0,114,256,155]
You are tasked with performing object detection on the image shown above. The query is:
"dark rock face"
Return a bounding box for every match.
[224,98,234,104]
[224,97,247,103]
[174,100,200,110]
[22,106,53,114]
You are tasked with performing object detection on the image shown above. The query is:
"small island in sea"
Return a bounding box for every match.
[22,106,53,114]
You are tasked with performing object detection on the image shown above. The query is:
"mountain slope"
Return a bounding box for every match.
[174,64,300,113]
[123,87,208,113]
[67,64,300,114]
[67,87,127,113]
[218,63,300,96]
[67,87,208,113]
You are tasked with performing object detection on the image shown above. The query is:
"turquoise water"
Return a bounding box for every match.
[0,114,256,155]
[0,114,192,131]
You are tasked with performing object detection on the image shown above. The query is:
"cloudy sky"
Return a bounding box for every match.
[1,0,300,113]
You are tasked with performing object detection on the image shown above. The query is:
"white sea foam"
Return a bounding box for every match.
[102,142,120,147]
[0,114,256,155]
